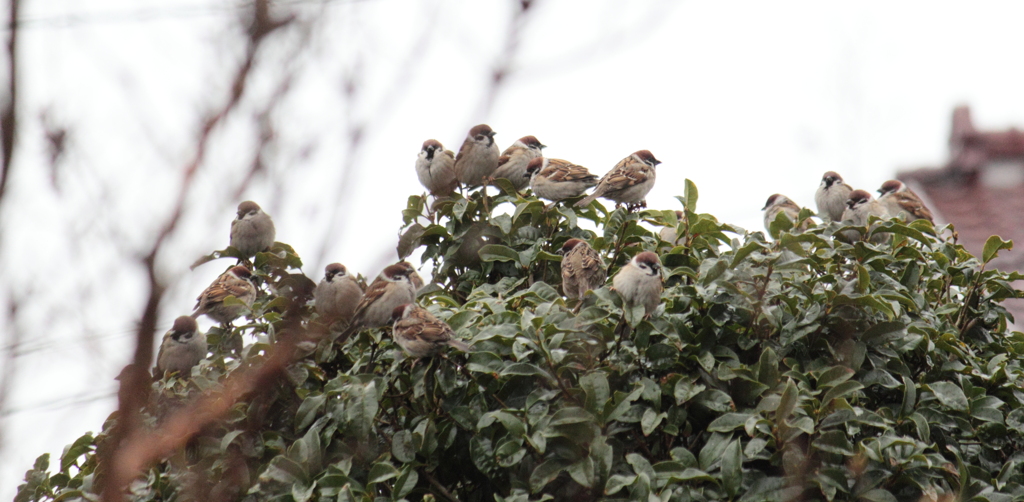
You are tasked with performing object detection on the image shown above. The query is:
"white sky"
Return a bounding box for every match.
[4,0,1024,497]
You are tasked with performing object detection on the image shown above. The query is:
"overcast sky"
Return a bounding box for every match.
[4,0,1024,497]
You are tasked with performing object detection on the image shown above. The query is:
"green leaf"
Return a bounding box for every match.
[567,456,596,488]
[367,462,399,484]
[530,458,567,493]
[982,235,1013,264]
[928,381,969,411]
[478,244,521,264]
[684,179,699,212]
[392,467,419,499]
[858,488,898,502]
[721,440,742,497]
[604,474,636,495]
[707,413,754,432]
[581,372,610,417]
[820,381,863,407]
[392,430,416,463]
[641,409,667,436]
[812,430,855,456]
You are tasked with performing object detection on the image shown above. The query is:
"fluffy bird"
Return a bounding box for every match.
[526,157,599,207]
[612,251,664,316]
[762,194,809,234]
[156,316,207,377]
[192,265,257,324]
[390,304,471,358]
[453,124,499,187]
[491,135,546,190]
[341,262,420,338]
[575,150,661,210]
[415,139,459,196]
[877,180,934,223]
[814,171,853,221]
[230,201,276,257]
[841,189,891,242]
[559,239,607,302]
[314,263,364,327]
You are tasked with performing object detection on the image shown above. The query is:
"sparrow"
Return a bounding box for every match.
[415,139,459,196]
[340,261,420,339]
[658,211,684,245]
[840,189,891,242]
[156,316,207,377]
[390,304,471,358]
[192,265,257,324]
[575,150,661,210]
[814,171,853,222]
[612,251,663,316]
[401,261,426,293]
[558,239,607,302]
[490,135,546,190]
[762,194,810,234]
[314,263,364,327]
[453,124,499,187]
[526,157,599,207]
[876,180,934,223]
[230,201,276,257]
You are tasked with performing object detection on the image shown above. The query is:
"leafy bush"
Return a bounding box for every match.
[16,181,1024,502]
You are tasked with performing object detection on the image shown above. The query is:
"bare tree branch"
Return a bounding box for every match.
[0,0,19,209]
[99,2,294,500]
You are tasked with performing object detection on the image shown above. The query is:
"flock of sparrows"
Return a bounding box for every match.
[416,124,663,210]
[762,171,934,240]
[157,125,932,380]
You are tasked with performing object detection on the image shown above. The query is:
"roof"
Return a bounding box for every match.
[898,105,1024,326]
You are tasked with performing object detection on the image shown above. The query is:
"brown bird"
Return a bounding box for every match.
[876,180,934,223]
[575,150,661,210]
[526,157,599,207]
[491,135,546,190]
[390,304,471,358]
[612,251,663,316]
[340,262,420,339]
[415,139,459,196]
[453,124,499,187]
[814,171,853,222]
[156,316,206,377]
[841,189,891,242]
[314,263,364,327]
[230,201,276,257]
[192,265,257,324]
[762,194,809,234]
[558,239,607,302]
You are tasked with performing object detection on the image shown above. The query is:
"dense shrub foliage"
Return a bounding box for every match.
[16,180,1024,502]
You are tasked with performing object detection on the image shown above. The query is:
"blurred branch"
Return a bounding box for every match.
[0,0,19,208]
[99,2,294,500]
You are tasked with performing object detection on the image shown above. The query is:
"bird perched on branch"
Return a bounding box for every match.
[454,124,499,187]
[575,150,661,211]
[340,262,420,340]
[814,171,853,222]
[156,316,206,378]
[415,139,459,196]
[491,135,546,190]
[526,157,598,208]
[230,201,276,258]
[390,304,471,358]
[192,265,257,325]
[876,180,934,223]
[762,194,809,234]
[559,239,606,304]
[841,189,891,242]
[314,263,364,329]
[613,252,664,316]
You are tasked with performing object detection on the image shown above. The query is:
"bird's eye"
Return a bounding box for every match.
[476,135,486,141]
